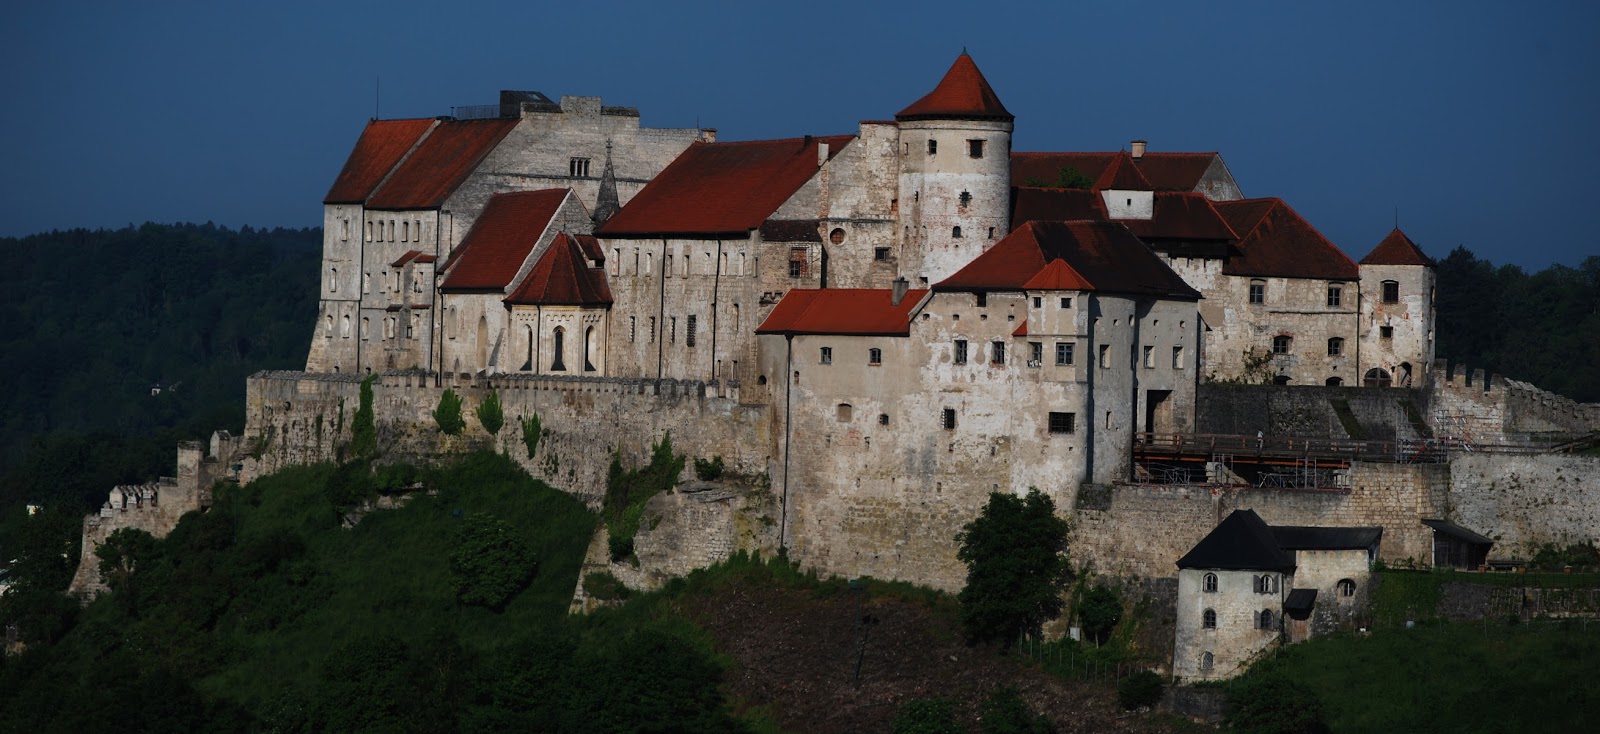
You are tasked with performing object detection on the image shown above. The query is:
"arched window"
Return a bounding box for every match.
[364,272,371,293]
[476,316,488,370]
[402,221,409,242]
[1273,375,1292,385]
[522,325,534,371]
[1202,609,1217,629]
[952,226,962,239]
[1363,367,1392,388]
[361,317,369,339]
[869,348,883,365]
[550,327,567,371]
[329,268,338,292]
[1325,377,1344,386]
[1327,337,1344,356]
[1337,578,1356,597]
[1272,335,1292,354]
[584,326,597,372]
[1200,652,1214,671]
[1258,609,1275,630]
[340,315,351,338]
[324,314,333,336]
[1203,573,1218,593]
[836,403,852,422]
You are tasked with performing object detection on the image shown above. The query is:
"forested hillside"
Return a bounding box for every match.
[0,223,319,521]
[1434,248,1600,402]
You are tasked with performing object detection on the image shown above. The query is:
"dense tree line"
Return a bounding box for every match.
[1434,248,1600,403]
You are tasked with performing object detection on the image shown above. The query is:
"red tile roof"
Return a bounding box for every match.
[323,119,434,205]
[1011,187,1106,225]
[599,136,853,237]
[572,234,604,263]
[1021,258,1094,290]
[755,289,929,336]
[1010,189,1236,242]
[1214,198,1359,280]
[366,118,520,210]
[1012,152,1218,192]
[1012,320,1028,337]
[439,190,569,292]
[1361,228,1434,266]
[505,232,613,307]
[759,219,823,242]
[937,221,1199,299]
[390,250,437,268]
[1094,152,1153,191]
[896,53,1013,122]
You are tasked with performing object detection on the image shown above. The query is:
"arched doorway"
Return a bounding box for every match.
[1363,367,1392,388]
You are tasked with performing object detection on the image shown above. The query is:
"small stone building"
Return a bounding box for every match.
[1173,509,1380,681]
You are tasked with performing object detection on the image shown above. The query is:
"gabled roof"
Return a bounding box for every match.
[755,289,928,336]
[1361,228,1434,267]
[896,53,1013,122]
[598,136,853,237]
[505,232,612,307]
[1095,152,1153,191]
[366,118,520,210]
[1272,526,1383,551]
[439,190,569,292]
[390,250,437,268]
[937,221,1200,299]
[1021,258,1093,290]
[324,119,434,205]
[1012,152,1219,192]
[1176,510,1296,572]
[1214,198,1359,280]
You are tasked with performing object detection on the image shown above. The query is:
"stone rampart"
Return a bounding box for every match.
[1429,361,1600,444]
[1196,383,1429,441]
[1446,453,1600,557]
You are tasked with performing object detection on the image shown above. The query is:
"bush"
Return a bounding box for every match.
[449,512,538,610]
[892,697,963,734]
[603,434,684,562]
[583,571,631,601]
[476,390,505,436]
[435,389,466,435]
[519,412,542,458]
[693,455,724,481]
[1075,584,1123,645]
[324,459,375,511]
[1117,670,1164,711]
[955,488,1072,648]
[979,686,1054,733]
[1225,677,1330,734]
[351,375,377,459]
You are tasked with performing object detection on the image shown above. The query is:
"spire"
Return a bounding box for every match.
[895,53,1013,122]
[592,139,620,226]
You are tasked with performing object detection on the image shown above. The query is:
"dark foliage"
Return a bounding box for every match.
[892,697,964,734]
[978,686,1055,733]
[1074,584,1123,645]
[955,489,1073,649]
[350,375,377,459]
[1116,670,1164,711]
[603,434,684,561]
[475,390,504,436]
[693,455,725,481]
[450,512,537,609]
[1225,677,1331,734]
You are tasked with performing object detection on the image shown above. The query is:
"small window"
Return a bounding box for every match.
[1098,344,1110,368]
[1382,280,1399,303]
[1060,297,1071,308]
[630,317,636,343]
[1203,609,1217,629]
[878,413,889,426]
[1272,336,1292,354]
[1055,342,1074,366]
[686,315,698,347]
[959,190,972,207]
[1380,325,1394,339]
[942,408,956,430]
[1254,575,1277,594]
[1048,412,1075,434]
[1249,279,1266,305]
[1032,297,1042,308]
[1203,573,1218,593]
[569,157,590,177]
[968,139,984,158]
[669,316,677,343]
[1326,377,1344,386]
[1258,609,1275,630]
[1327,337,1344,356]
[952,226,962,239]
[1338,578,1356,597]
[954,339,968,365]
[991,341,1005,366]
[1029,342,1043,366]
[1327,283,1343,307]
[820,347,833,365]
[837,403,852,422]
[868,348,882,365]
[927,139,937,155]
[1143,345,1154,369]
[830,228,845,245]
[874,247,891,261]
[1172,345,1184,369]
[1200,652,1214,671]
[648,317,656,343]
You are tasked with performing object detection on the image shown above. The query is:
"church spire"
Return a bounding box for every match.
[592,139,620,226]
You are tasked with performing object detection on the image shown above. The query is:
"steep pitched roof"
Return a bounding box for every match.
[504,232,612,307]
[1176,510,1296,572]
[937,221,1200,299]
[755,289,928,336]
[1012,152,1219,192]
[1272,526,1383,551]
[1021,258,1093,290]
[598,136,853,237]
[1214,198,1359,280]
[366,118,520,210]
[1361,228,1434,267]
[1120,193,1239,242]
[390,250,437,268]
[1095,152,1153,191]
[896,53,1013,122]
[439,190,569,292]
[1010,187,1107,225]
[759,219,823,242]
[323,119,434,205]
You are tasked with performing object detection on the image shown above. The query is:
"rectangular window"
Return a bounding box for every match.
[942,407,956,430]
[1328,337,1344,356]
[670,316,677,343]
[968,139,984,158]
[1055,342,1074,366]
[341,219,349,241]
[1382,280,1400,303]
[820,346,833,365]
[954,339,968,365]
[648,317,656,342]
[1099,344,1110,368]
[927,139,937,155]
[1032,297,1042,308]
[630,317,636,343]
[686,315,697,347]
[1048,412,1076,434]
[975,292,987,307]
[569,157,590,177]
[1327,284,1343,307]
[1143,345,1154,368]
[664,254,673,277]
[874,247,891,261]
[789,248,807,278]
[1173,345,1184,369]
[1060,297,1071,308]
[991,341,1006,366]
[869,348,882,365]
[1380,325,1393,339]
[1029,342,1043,367]
[1249,280,1266,305]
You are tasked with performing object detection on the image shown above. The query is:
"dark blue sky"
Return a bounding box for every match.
[4,1,1596,268]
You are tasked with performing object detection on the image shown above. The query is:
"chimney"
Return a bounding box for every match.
[818,141,829,166]
[1130,139,1147,160]
[699,128,717,143]
[891,277,909,306]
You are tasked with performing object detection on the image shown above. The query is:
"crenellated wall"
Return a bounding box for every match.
[1429,361,1600,444]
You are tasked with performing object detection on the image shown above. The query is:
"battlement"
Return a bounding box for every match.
[1429,360,1600,445]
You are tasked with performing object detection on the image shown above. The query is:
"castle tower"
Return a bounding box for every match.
[895,52,1014,285]
[1358,228,1436,388]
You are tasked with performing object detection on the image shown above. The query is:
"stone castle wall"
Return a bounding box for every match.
[1430,362,1600,443]
[1447,453,1600,558]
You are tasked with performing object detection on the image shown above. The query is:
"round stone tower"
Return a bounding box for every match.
[895,52,1014,285]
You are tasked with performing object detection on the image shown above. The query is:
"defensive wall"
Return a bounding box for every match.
[1429,361,1600,443]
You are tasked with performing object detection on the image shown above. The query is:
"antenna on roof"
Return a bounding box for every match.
[374,76,381,120]
[1394,206,1399,229]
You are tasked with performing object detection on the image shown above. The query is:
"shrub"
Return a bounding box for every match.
[519,412,542,458]
[892,697,963,734]
[324,459,375,511]
[584,571,631,601]
[1075,584,1123,645]
[476,390,505,436]
[1117,670,1164,711]
[693,455,724,481]
[1225,677,1330,734]
[449,512,538,610]
[434,389,465,435]
[955,488,1073,648]
[351,375,377,459]
[603,434,684,561]
[979,686,1054,733]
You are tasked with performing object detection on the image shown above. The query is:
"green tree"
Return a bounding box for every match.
[350,374,377,459]
[1075,584,1123,645]
[95,527,160,606]
[519,412,542,458]
[476,390,504,436]
[893,697,964,734]
[955,488,1072,649]
[979,686,1054,734]
[449,512,537,609]
[434,389,465,435]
